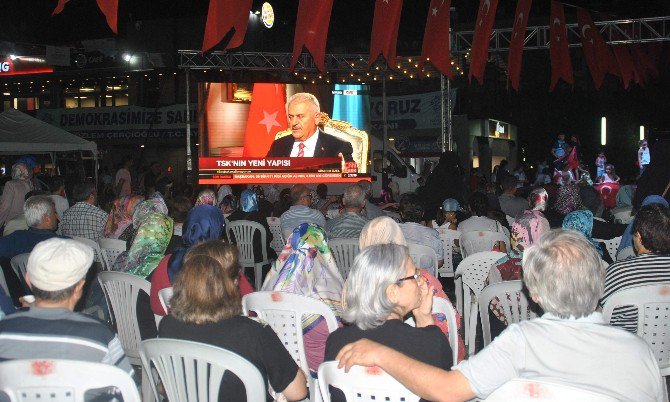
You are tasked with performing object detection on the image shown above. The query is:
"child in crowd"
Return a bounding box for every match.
[638,140,650,175]
[599,164,620,184]
[595,150,606,180]
[551,133,568,169]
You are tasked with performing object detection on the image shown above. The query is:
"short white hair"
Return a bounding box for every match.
[287,92,320,113]
[343,243,409,330]
[343,185,366,209]
[523,229,604,319]
[24,195,55,228]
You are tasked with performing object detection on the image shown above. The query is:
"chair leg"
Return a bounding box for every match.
[142,366,156,402]
[254,263,263,291]
[468,306,478,357]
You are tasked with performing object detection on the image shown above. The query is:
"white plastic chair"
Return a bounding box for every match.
[483,378,619,401]
[454,251,506,355]
[0,269,8,296]
[242,291,339,402]
[613,209,634,224]
[431,296,460,364]
[602,284,670,377]
[158,287,173,315]
[328,238,360,280]
[0,359,140,402]
[72,235,105,269]
[227,220,271,290]
[594,236,622,262]
[267,216,286,255]
[436,228,460,278]
[407,242,439,278]
[460,230,510,259]
[99,237,127,271]
[479,280,537,347]
[140,338,266,402]
[317,361,419,402]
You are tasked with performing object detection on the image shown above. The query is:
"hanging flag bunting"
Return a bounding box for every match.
[202,0,253,52]
[420,0,453,79]
[612,45,635,89]
[369,0,404,68]
[52,0,117,33]
[243,84,288,157]
[469,0,499,84]
[576,8,605,89]
[633,45,659,80]
[507,0,532,91]
[549,1,573,91]
[52,0,70,15]
[290,0,334,73]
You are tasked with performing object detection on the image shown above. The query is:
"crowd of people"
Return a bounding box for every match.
[0,137,668,401]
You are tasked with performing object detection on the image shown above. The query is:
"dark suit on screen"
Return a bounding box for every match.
[266,130,354,162]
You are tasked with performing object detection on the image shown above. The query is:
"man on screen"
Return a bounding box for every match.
[266,92,354,163]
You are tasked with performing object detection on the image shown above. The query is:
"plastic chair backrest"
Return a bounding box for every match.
[505,215,515,227]
[98,237,127,271]
[267,217,285,255]
[483,378,619,401]
[10,252,30,287]
[436,228,460,278]
[71,236,104,267]
[613,210,634,224]
[0,359,140,402]
[431,296,460,364]
[318,361,419,402]
[158,287,174,315]
[140,338,266,402]
[602,284,670,369]
[594,236,622,262]
[460,231,510,259]
[479,280,537,346]
[0,269,8,296]
[328,238,360,280]
[98,271,151,364]
[227,220,268,265]
[407,242,439,278]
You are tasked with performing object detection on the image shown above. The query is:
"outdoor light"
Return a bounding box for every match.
[9,55,16,60]
[640,126,645,141]
[601,117,607,145]
[122,53,131,62]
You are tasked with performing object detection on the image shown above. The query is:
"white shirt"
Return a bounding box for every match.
[457,216,503,234]
[290,130,319,157]
[456,312,666,401]
[640,147,651,165]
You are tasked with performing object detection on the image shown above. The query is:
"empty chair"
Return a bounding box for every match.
[227,220,271,290]
[0,359,140,402]
[479,280,537,347]
[267,216,285,255]
[407,242,439,278]
[460,230,510,259]
[328,238,360,279]
[594,236,622,262]
[157,286,173,315]
[318,361,419,402]
[98,237,127,270]
[140,339,266,402]
[71,236,105,269]
[436,228,460,278]
[483,378,619,401]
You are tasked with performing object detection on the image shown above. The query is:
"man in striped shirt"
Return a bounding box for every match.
[600,203,670,333]
[0,238,133,377]
[280,184,326,239]
[325,184,369,239]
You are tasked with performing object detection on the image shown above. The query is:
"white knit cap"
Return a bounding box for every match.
[27,238,93,292]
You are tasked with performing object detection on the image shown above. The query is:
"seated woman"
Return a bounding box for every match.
[159,241,307,402]
[562,209,611,263]
[528,187,548,212]
[359,216,465,361]
[227,189,277,263]
[432,198,468,267]
[324,243,452,402]
[102,195,145,241]
[195,188,217,206]
[261,223,344,377]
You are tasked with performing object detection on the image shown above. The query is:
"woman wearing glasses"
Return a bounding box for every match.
[324,244,453,400]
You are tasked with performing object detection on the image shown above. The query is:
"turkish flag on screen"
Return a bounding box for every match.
[507,0,532,91]
[290,0,334,73]
[469,0,499,84]
[369,0,404,68]
[202,0,252,52]
[243,84,288,157]
[549,1,573,91]
[420,0,453,79]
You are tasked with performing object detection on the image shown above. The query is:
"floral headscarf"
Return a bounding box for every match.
[216,185,233,205]
[562,210,603,256]
[511,210,550,249]
[240,189,259,213]
[529,188,548,212]
[113,212,174,278]
[132,199,168,229]
[103,195,144,238]
[553,184,584,215]
[11,163,31,181]
[195,189,217,206]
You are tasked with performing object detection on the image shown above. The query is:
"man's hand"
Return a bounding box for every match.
[336,339,388,372]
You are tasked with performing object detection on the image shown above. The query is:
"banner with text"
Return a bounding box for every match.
[369,90,456,132]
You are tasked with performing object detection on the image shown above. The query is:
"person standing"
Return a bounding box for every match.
[114,156,133,197]
[638,140,651,176]
[595,150,607,181]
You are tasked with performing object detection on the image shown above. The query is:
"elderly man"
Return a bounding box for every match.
[280,184,326,239]
[336,229,665,401]
[398,193,443,267]
[0,238,133,377]
[266,92,354,161]
[60,182,108,241]
[325,185,369,239]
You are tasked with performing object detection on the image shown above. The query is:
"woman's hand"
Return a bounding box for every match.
[413,282,434,328]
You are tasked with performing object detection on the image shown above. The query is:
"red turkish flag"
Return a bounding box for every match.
[290,0,334,73]
[549,1,573,91]
[469,0,499,84]
[243,84,288,157]
[96,0,118,34]
[51,0,70,15]
[576,8,605,89]
[202,0,252,52]
[420,0,453,79]
[633,45,659,80]
[612,45,635,89]
[507,0,532,91]
[369,0,404,68]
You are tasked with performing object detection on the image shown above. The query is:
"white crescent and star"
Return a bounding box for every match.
[258,110,281,135]
[581,25,594,44]
[553,17,563,42]
[432,7,438,16]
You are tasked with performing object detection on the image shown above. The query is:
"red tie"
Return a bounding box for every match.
[297,142,305,157]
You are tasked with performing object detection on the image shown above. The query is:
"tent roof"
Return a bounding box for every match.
[0,108,96,154]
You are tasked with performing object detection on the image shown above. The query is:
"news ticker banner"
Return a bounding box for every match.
[198,157,369,184]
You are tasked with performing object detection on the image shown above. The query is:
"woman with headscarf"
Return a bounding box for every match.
[216,185,233,206]
[528,187,548,212]
[0,163,34,228]
[195,188,217,206]
[617,195,670,261]
[102,195,145,240]
[227,189,276,262]
[544,184,584,228]
[359,216,466,362]
[124,198,169,247]
[562,209,609,262]
[150,204,253,316]
[261,223,344,376]
[612,185,635,223]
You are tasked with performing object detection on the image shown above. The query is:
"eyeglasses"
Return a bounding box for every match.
[397,271,421,284]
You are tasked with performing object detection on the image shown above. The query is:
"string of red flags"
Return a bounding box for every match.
[290,0,334,73]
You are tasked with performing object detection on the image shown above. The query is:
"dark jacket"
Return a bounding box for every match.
[266,130,354,161]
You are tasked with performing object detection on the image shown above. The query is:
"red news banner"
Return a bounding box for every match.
[198,157,365,184]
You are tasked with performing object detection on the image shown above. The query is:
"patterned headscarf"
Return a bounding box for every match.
[167,205,225,282]
[216,185,233,205]
[195,189,217,206]
[11,163,31,181]
[113,212,174,278]
[103,195,144,238]
[562,210,602,256]
[553,184,584,215]
[529,188,548,212]
[132,199,168,229]
[511,210,550,249]
[240,189,259,213]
